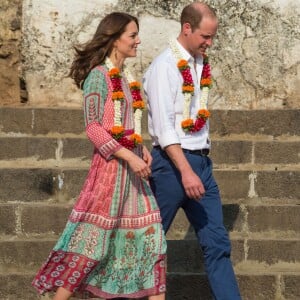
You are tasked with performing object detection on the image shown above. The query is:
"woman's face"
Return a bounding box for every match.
[114,21,141,59]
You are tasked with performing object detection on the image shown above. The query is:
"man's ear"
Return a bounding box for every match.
[182,22,192,35]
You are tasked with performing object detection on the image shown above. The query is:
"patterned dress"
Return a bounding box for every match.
[32,65,167,299]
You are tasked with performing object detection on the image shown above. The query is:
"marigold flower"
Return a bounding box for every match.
[108,68,121,77]
[112,91,125,100]
[197,109,210,119]
[177,59,189,69]
[130,133,143,145]
[111,125,124,135]
[129,81,141,90]
[182,85,194,93]
[132,100,145,110]
[181,118,194,129]
[200,78,212,88]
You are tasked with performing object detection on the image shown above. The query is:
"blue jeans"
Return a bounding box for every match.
[150,147,241,300]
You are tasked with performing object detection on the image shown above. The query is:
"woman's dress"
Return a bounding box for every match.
[32,65,167,299]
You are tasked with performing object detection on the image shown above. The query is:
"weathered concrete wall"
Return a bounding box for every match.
[19,0,300,108]
[0,0,22,105]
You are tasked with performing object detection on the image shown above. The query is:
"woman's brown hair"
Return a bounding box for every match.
[69,12,139,88]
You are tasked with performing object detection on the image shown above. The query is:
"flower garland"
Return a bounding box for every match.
[105,57,145,150]
[169,40,212,133]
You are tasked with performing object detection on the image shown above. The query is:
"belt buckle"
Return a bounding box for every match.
[200,149,209,156]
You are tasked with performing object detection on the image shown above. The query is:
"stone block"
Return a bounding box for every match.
[0,274,39,300]
[167,240,205,273]
[0,137,56,160]
[21,205,71,234]
[62,137,92,159]
[166,274,277,300]
[0,204,16,235]
[0,168,59,201]
[0,168,91,202]
[166,274,212,300]
[247,205,300,232]
[236,274,277,300]
[0,107,33,134]
[255,141,300,164]
[32,108,85,135]
[256,171,299,199]
[247,239,300,264]
[210,140,252,164]
[0,240,55,269]
[166,239,244,274]
[223,203,244,232]
[231,239,245,265]
[210,110,300,137]
[282,275,300,300]
[214,170,250,199]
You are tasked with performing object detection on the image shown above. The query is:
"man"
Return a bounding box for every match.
[143,2,242,299]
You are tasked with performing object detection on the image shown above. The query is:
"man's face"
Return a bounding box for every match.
[186,17,218,56]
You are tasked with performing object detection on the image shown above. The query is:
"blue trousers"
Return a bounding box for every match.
[150,147,241,300]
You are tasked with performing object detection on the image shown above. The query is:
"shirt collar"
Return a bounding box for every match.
[175,39,203,65]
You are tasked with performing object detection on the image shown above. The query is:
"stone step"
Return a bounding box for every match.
[0,167,299,202]
[1,203,299,237]
[0,237,299,273]
[1,107,299,137]
[166,272,300,300]
[0,136,299,165]
[0,271,299,300]
[167,204,300,239]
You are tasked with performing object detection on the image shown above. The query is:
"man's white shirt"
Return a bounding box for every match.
[143,40,210,150]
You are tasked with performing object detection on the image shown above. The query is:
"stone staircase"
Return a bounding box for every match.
[0,107,299,300]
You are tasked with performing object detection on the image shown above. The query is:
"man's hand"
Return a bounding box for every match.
[164,144,205,201]
[182,170,205,201]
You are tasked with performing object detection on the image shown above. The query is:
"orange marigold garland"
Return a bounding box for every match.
[105,57,144,150]
[170,40,212,133]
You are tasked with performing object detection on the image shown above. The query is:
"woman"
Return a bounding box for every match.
[32,12,166,300]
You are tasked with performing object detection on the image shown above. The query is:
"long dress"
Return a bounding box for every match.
[32,65,167,299]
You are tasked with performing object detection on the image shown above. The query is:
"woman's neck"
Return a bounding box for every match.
[108,55,124,70]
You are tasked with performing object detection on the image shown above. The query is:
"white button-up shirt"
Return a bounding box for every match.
[143,40,210,150]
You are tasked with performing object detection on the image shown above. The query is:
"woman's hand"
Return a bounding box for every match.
[113,147,151,178]
[127,155,151,178]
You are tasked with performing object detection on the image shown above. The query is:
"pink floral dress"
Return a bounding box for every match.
[32,65,167,299]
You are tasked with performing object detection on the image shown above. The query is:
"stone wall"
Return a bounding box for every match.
[0,0,23,105]
[2,0,300,108]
